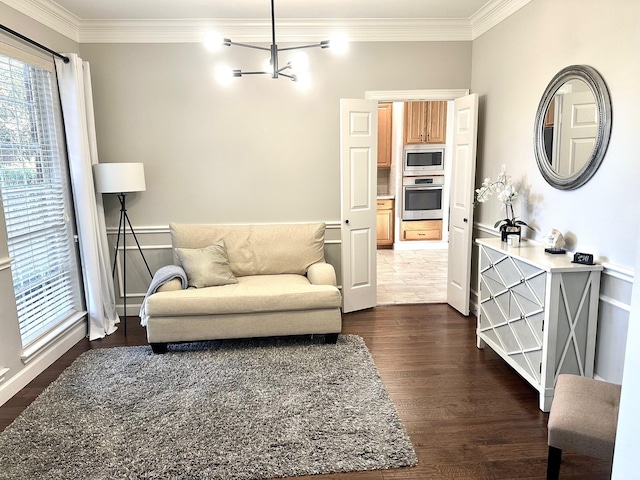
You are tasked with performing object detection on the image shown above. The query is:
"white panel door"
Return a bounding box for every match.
[447,94,478,316]
[340,99,378,313]
[556,91,598,176]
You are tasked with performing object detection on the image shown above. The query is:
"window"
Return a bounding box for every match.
[0,48,83,348]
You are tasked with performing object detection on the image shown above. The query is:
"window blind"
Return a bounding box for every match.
[0,52,83,347]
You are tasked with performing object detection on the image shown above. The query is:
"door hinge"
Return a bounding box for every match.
[539,363,542,374]
[73,234,79,243]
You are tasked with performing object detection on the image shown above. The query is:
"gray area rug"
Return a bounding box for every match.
[0,335,417,479]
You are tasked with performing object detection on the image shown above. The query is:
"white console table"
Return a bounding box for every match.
[476,238,602,411]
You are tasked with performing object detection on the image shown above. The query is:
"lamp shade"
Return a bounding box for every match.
[93,163,146,194]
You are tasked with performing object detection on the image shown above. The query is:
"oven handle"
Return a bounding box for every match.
[403,185,443,191]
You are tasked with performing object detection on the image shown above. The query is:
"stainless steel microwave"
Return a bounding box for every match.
[403,144,445,175]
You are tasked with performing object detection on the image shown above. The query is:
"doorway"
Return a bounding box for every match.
[376,248,448,305]
[367,90,468,306]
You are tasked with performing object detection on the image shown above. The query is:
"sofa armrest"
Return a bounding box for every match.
[307,262,337,286]
[157,278,184,292]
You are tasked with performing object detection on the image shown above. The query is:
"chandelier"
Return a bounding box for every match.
[204,0,348,88]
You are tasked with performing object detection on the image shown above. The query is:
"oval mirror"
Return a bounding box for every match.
[533,65,612,190]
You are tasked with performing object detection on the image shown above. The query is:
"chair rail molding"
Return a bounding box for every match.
[106,221,342,237]
[106,225,170,235]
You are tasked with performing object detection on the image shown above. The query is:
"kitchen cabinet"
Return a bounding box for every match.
[376,198,394,248]
[404,101,447,144]
[476,238,602,411]
[400,220,442,241]
[377,103,393,168]
[544,98,555,127]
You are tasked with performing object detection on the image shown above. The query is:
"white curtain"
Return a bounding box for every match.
[55,53,119,340]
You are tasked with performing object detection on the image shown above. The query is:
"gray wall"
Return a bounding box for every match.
[79,41,472,227]
[470,0,640,383]
[472,0,639,266]
[76,40,471,313]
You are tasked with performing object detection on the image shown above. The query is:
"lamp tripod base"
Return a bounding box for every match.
[112,193,152,336]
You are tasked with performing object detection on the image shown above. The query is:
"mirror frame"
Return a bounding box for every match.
[533,65,612,190]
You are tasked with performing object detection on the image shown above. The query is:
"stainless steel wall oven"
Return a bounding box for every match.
[402,175,444,221]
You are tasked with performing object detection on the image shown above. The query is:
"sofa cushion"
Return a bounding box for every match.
[175,241,238,288]
[169,223,325,277]
[146,274,342,317]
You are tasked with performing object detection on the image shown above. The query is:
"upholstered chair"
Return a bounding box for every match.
[547,374,621,479]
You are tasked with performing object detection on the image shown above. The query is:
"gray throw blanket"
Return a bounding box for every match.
[139,265,188,326]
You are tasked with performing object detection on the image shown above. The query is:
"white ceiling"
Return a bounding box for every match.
[48,0,494,21]
[3,0,532,43]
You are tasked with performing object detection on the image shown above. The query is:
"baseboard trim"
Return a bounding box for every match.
[0,320,87,407]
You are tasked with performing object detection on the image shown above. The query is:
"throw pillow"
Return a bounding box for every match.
[175,241,238,288]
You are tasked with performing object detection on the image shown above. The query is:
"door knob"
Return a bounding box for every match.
[345,219,349,224]
[463,218,468,223]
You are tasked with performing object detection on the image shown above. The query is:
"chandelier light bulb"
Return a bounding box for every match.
[329,34,349,55]
[295,71,311,91]
[262,57,274,75]
[214,65,234,85]
[203,31,224,52]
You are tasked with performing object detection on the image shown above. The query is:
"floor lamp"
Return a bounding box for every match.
[93,162,152,336]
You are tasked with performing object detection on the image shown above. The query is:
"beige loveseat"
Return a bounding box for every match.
[142,222,342,353]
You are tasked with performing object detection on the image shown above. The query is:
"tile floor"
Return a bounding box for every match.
[377,248,448,305]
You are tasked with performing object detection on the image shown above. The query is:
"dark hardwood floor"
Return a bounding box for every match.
[0,304,611,479]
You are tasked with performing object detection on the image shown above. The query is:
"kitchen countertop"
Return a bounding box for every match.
[377,195,395,200]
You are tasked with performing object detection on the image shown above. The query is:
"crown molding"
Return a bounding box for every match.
[471,0,533,39]
[2,0,80,42]
[5,0,530,44]
[77,18,473,44]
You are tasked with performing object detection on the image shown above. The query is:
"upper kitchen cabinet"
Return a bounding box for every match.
[377,102,393,168]
[404,101,447,144]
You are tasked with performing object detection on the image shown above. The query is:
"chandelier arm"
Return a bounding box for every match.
[227,41,271,52]
[278,42,329,52]
[237,71,271,76]
[213,1,337,84]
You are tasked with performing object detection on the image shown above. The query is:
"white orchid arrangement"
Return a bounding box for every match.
[475,165,529,230]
